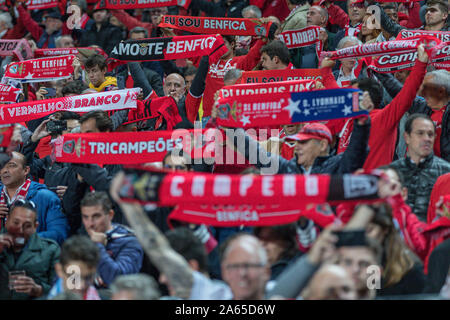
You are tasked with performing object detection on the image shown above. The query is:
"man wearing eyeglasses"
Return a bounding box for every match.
[0,200,60,300]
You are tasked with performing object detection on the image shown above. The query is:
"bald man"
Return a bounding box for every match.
[163,73,186,103]
[221,234,271,300]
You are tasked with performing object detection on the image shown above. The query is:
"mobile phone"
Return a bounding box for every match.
[48,186,58,191]
[44,87,56,98]
[334,230,367,247]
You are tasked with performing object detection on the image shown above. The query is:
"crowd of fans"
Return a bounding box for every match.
[0,0,449,301]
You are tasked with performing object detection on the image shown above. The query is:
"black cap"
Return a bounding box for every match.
[44,9,63,21]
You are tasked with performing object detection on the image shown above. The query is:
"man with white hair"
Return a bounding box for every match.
[413,70,450,162]
[0,12,13,39]
[55,35,75,48]
[333,36,364,87]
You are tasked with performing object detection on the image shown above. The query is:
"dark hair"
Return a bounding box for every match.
[163,148,192,170]
[222,35,236,46]
[60,111,81,121]
[352,77,383,108]
[377,165,405,187]
[10,199,38,222]
[62,80,89,96]
[253,224,299,262]
[80,191,113,215]
[288,0,307,5]
[130,26,149,38]
[165,227,208,273]
[59,235,100,268]
[427,0,448,14]
[260,40,291,66]
[381,3,398,11]
[85,54,107,71]
[183,65,197,78]
[364,236,384,266]
[79,110,113,132]
[404,113,435,135]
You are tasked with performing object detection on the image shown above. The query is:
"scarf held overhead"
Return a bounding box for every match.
[117,168,383,207]
[320,36,439,61]
[0,39,32,61]
[216,88,367,128]
[3,55,75,82]
[17,0,59,10]
[0,84,22,103]
[242,68,323,84]
[159,15,273,37]
[110,35,227,65]
[278,26,323,50]
[0,88,139,124]
[97,0,179,9]
[34,47,108,58]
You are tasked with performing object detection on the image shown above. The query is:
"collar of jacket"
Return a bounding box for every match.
[405,153,434,169]
[294,154,331,171]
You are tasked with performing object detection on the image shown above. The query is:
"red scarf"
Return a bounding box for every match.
[118,168,384,207]
[0,84,22,103]
[0,39,32,61]
[396,30,450,42]
[241,68,323,84]
[4,55,75,83]
[34,47,107,58]
[98,0,178,9]
[0,179,31,206]
[320,36,438,61]
[159,15,273,37]
[17,0,59,10]
[0,88,139,124]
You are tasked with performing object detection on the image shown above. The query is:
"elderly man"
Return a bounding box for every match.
[390,114,450,221]
[228,118,370,175]
[111,195,272,300]
[0,200,60,300]
[292,5,336,68]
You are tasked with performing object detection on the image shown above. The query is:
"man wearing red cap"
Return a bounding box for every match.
[228,116,370,175]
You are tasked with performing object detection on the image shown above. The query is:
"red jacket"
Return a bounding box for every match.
[387,195,450,274]
[399,3,422,29]
[337,60,427,170]
[427,173,450,224]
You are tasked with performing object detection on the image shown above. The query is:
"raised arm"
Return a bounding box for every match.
[110,172,194,299]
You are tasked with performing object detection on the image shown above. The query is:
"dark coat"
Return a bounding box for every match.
[190,0,248,18]
[79,21,124,54]
[0,233,60,300]
[390,154,450,221]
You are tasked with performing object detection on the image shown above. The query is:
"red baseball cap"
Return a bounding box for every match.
[285,123,333,144]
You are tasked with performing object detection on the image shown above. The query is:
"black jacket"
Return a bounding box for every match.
[79,21,124,54]
[115,64,164,98]
[390,154,450,221]
[189,0,248,18]
[22,140,120,234]
[376,72,450,162]
[230,118,370,174]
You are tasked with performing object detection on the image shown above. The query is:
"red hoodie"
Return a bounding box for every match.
[336,60,427,170]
